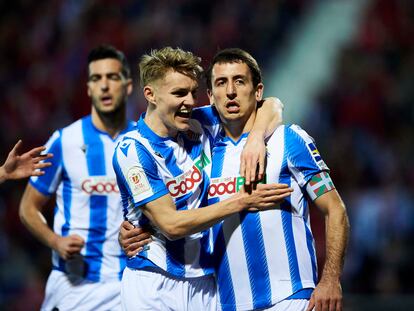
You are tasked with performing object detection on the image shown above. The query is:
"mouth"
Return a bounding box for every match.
[100,95,113,106]
[176,107,192,119]
[226,100,240,113]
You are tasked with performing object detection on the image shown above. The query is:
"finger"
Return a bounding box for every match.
[335,300,342,311]
[34,153,53,162]
[257,153,265,181]
[306,296,315,311]
[70,235,85,245]
[256,183,289,190]
[128,236,152,247]
[10,140,23,155]
[69,240,85,248]
[68,245,83,253]
[126,248,142,257]
[122,220,135,230]
[240,158,246,180]
[32,171,46,176]
[123,227,145,239]
[249,157,256,183]
[28,146,47,157]
[35,162,52,169]
[244,160,251,185]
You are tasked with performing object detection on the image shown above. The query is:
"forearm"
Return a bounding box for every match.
[0,166,6,183]
[320,202,349,282]
[253,97,283,137]
[145,193,245,240]
[19,201,59,251]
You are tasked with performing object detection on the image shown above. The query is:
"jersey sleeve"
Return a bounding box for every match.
[192,105,222,140]
[113,138,169,208]
[285,124,330,189]
[29,130,63,196]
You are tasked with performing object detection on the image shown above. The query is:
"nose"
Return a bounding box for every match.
[100,77,109,92]
[226,82,236,100]
[184,92,196,107]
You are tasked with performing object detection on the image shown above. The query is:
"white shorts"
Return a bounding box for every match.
[121,267,217,311]
[262,299,310,311]
[41,270,121,311]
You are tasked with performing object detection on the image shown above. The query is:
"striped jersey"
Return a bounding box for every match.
[209,124,329,311]
[113,106,221,278]
[30,115,136,282]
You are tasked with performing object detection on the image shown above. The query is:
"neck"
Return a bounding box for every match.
[222,111,256,141]
[144,107,177,138]
[91,106,127,139]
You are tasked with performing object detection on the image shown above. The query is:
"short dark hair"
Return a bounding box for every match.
[87,45,131,78]
[205,48,262,89]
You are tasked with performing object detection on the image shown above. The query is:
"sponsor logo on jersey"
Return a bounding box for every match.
[208,175,267,199]
[166,151,210,198]
[81,177,119,195]
[127,166,151,196]
[208,176,245,198]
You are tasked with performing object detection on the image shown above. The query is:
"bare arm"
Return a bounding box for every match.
[19,184,84,260]
[307,189,349,311]
[240,97,284,184]
[0,140,53,184]
[141,183,292,240]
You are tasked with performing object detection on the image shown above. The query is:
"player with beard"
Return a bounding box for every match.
[19,45,136,311]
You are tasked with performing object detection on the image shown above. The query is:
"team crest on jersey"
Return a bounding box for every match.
[127,166,151,196]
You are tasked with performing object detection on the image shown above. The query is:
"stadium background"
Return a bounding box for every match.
[0,0,413,310]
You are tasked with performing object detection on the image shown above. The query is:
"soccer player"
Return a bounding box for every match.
[205,48,349,311]
[0,140,52,184]
[19,45,135,311]
[120,48,350,311]
[112,47,291,310]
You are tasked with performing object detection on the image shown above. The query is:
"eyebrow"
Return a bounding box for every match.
[214,74,247,82]
[88,72,122,79]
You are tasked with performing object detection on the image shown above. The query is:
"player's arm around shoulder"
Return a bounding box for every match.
[241,97,284,185]
[306,181,350,311]
[141,182,293,241]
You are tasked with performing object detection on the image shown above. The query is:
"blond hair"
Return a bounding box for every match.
[139,47,203,87]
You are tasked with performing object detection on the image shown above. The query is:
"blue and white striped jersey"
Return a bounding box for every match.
[30,115,136,282]
[113,106,221,278]
[209,124,329,311]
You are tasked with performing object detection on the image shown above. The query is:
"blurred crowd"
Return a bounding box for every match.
[306,0,414,295]
[1,0,413,309]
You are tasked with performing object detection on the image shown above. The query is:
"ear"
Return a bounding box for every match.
[143,85,156,104]
[207,89,215,105]
[87,82,92,97]
[255,83,264,101]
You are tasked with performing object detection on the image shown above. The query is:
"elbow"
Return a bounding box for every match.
[18,202,27,224]
[162,226,185,241]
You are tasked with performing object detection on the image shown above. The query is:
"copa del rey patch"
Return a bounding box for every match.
[127,166,150,196]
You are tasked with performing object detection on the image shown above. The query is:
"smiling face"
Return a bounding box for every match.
[87,58,132,116]
[144,69,198,137]
[208,61,263,132]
